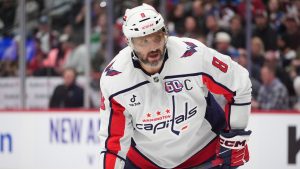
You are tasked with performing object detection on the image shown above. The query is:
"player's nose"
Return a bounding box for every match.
[147,40,161,50]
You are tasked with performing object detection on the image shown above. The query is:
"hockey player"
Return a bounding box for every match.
[99,3,252,169]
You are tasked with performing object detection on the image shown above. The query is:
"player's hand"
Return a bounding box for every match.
[216,129,251,169]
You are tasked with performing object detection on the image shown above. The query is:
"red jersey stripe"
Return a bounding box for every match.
[127,147,160,169]
[105,98,126,167]
[105,153,117,169]
[175,137,218,168]
[202,75,235,130]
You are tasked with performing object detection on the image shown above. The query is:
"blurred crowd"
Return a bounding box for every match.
[0,0,300,110]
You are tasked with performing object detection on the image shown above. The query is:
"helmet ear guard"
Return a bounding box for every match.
[161,26,169,44]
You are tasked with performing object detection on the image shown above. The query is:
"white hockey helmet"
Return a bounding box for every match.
[122,3,165,39]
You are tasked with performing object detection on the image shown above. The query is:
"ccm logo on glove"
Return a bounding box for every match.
[219,133,250,149]
[219,137,247,149]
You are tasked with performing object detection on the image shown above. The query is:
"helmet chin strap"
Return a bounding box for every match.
[127,38,139,61]
[132,51,140,61]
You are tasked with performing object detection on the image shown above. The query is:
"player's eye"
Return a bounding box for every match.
[142,39,149,44]
[132,31,165,48]
[154,35,162,43]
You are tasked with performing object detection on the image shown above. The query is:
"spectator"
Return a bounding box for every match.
[218,7,235,30]
[277,34,297,69]
[73,3,85,34]
[290,52,300,81]
[214,32,238,59]
[229,15,246,48]
[0,0,16,36]
[264,50,295,101]
[0,59,18,77]
[268,0,285,32]
[24,0,41,31]
[183,16,200,37]
[0,36,18,77]
[237,48,261,100]
[237,0,265,19]
[253,9,277,50]
[27,39,46,76]
[89,69,101,108]
[282,14,300,51]
[205,14,222,47]
[49,68,83,108]
[251,37,265,79]
[41,34,74,76]
[44,0,75,31]
[91,0,105,24]
[64,35,88,74]
[190,0,205,32]
[252,64,289,110]
[170,3,185,36]
[91,13,108,58]
[62,24,74,38]
[35,16,59,54]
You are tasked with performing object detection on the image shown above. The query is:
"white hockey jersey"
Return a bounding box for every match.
[99,36,252,169]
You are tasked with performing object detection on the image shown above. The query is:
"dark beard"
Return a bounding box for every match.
[134,48,165,67]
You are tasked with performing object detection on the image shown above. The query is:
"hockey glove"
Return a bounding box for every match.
[216,129,251,169]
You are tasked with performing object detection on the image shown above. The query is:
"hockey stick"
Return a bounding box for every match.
[192,158,223,169]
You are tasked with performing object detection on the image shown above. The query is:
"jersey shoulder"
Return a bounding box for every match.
[167,36,208,60]
[166,36,210,72]
[167,36,232,71]
[100,46,138,95]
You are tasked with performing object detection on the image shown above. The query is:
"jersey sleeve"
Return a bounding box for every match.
[98,80,133,169]
[200,46,252,130]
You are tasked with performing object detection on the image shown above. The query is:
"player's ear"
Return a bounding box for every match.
[162,26,169,37]
[125,37,131,47]
[126,37,134,49]
[162,27,169,44]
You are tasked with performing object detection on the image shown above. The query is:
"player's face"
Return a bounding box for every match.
[131,30,166,67]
